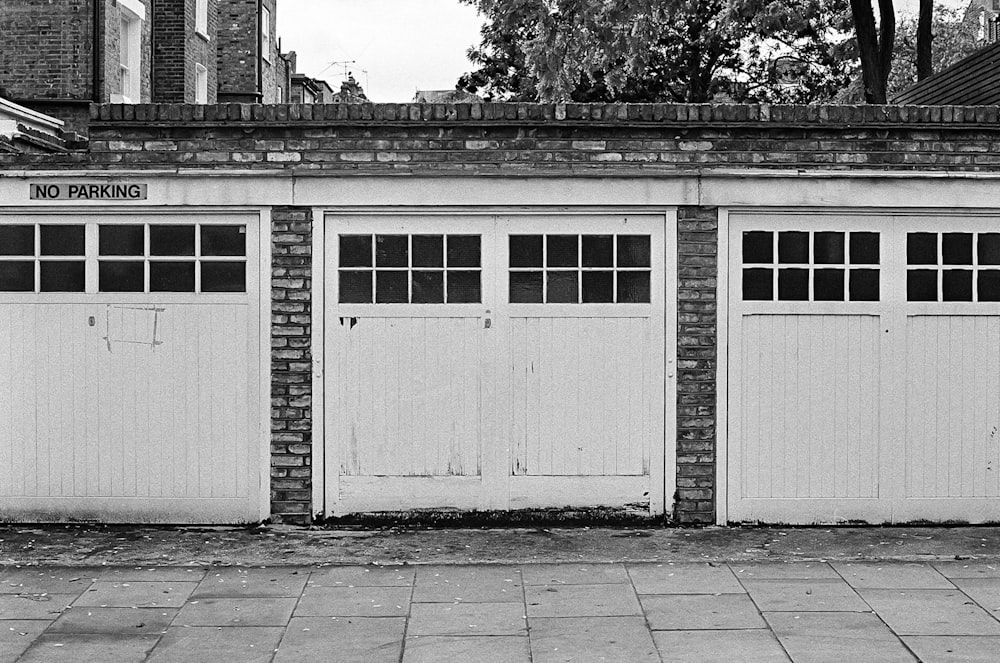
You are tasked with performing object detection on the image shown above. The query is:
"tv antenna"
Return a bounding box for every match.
[320,60,369,89]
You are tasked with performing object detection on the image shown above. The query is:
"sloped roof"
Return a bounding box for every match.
[893,40,1000,105]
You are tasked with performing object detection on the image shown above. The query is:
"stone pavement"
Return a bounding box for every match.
[1,560,1000,662]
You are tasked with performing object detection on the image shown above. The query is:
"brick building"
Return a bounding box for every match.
[1,101,1000,527]
[0,0,289,131]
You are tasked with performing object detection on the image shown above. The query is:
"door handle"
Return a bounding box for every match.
[484,309,492,329]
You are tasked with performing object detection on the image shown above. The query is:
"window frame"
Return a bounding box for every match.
[195,63,209,104]
[113,1,145,104]
[260,6,271,63]
[195,0,209,37]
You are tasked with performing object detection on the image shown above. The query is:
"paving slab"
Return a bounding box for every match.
[832,562,953,589]
[16,633,158,663]
[765,611,915,663]
[641,593,767,630]
[403,635,530,663]
[46,606,175,634]
[932,562,1000,579]
[742,579,870,612]
[731,563,840,580]
[859,589,1000,636]
[629,562,744,594]
[529,616,660,663]
[901,635,1000,662]
[273,616,405,663]
[653,629,791,663]
[412,566,522,603]
[294,586,410,617]
[73,580,198,607]
[174,597,296,626]
[308,565,414,587]
[525,582,641,617]
[146,626,284,663]
[521,563,628,586]
[951,577,1000,615]
[0,594,75,620]
[0,570,94,595]
[0,619,51,661]
[191,567,308,598]
[90,567,208,583]
[407,601,526,636]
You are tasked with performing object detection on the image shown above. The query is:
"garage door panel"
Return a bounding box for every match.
[905,315,1000,499]
[335,316,483,477]
[738,313,881,500]
[509,316,648,477]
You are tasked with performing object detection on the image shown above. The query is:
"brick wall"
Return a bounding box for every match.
[8,101,1000,523]
[152,0,218,103]
[675,207,718,524]
[0,0,94,101]
[216,0,259,102]
[270,206,313,524]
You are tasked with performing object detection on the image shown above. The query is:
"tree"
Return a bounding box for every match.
[459,0,855,103]
[849,0,895,103]
[887,4,981,97]
[917,0,932,79]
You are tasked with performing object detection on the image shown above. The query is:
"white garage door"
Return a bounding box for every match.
[0,213,262,523]
[324,213,667,515]
[728,212,1000,524]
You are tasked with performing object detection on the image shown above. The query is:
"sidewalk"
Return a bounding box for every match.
[2,560,1000,662]
[1,526,999,661]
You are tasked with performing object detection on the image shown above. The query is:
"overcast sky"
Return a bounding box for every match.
[276,0,973,103]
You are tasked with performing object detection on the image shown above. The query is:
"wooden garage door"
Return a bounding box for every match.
[0,213,262,523]
[324,213,666,515]
[728,212,1000,524]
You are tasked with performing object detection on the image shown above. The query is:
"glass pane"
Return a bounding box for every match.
[40,261,84,292]
[412,270,443,303]
[40,225,84,256]
[943,269,973,301]
[0,226,34,256]
[582,271,613,302]
[814,268,845,301]
[582,235,613,267]
[201,225,246,256]
[849,269,879,301]
[850,232,880,264]
[778,232,808,264]
[907,270,937,301]
[742,268,773,300]
[510,235,542,268]
[979,270,1000,302]
[99,225,143,256]
[777,268,808,300]
[150,261,195,292]
[618,235,651,267]
[201,262,246,292]
[99,261,144,292]
[547,271,578,303]
[547,235,578,268]
[375,235,407,268]
[979,234,1000,266]
[150,225,195,256]
[375,270,407,303]
[0,261,33,291]
[618,271,650,303]
[742,231,773,264]
[447,270,481,303]
[447,235,481,268]
[814,232,845,264]
[339,270,371,303]
[510,271,542,303]
[339,235,372,268]
[907,233,937,265]
[412,235,443,268]
[942,233,973,265]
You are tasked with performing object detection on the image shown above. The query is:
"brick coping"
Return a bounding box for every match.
[89,102,1000,127]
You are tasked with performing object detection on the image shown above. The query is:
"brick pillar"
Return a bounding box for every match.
[270,206,313,523]
[675,206,718,524]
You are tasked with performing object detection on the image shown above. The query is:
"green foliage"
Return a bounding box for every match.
[887,5,981,98]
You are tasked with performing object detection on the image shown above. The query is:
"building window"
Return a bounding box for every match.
[196,0,208,36]
[261,6,271,63]
[277,85,283,103]
[195,63,208,104]
[112,0,145,103]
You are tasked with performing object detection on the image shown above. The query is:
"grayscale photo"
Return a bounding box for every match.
[0,0,998,660]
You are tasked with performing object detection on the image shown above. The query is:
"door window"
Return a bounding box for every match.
[907,232,1000,302]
